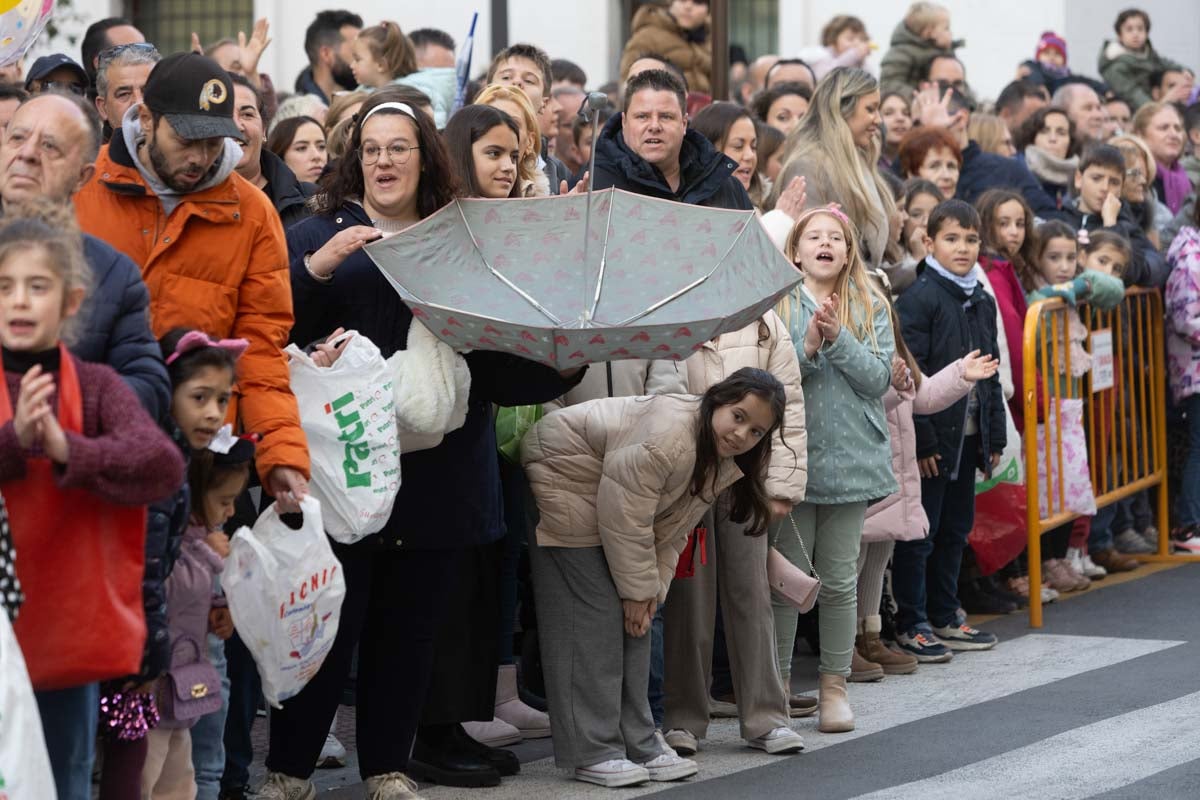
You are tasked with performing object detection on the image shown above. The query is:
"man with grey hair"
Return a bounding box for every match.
[1053,81,1108,144]
[93,41,160,141]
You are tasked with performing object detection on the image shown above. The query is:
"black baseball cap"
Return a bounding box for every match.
[24,54,88,91]
[142,52,243,142]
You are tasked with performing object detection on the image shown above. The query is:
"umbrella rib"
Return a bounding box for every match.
[609,212,754,326]
[458,201,563,325]
[586,190,619,324]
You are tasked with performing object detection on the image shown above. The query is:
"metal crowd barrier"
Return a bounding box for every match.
[1022,288,1193,628]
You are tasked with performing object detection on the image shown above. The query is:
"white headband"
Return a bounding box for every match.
[360,101,416,127]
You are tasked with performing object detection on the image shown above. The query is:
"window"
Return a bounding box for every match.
[729,0,778,62]
[125,0,253,59]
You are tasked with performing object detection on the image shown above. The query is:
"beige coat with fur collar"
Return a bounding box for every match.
[522,394,741,603]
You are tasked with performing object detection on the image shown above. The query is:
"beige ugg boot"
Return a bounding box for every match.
[859,615,918,675]
[817,673,854,733]
[493,664,551,739]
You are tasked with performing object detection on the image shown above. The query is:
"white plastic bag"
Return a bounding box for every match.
[0,612,57,799]
[287,331,400,544]
[975,400,1024,494]
[224,496,346,708]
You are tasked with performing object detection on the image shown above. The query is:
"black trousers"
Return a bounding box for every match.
[266,542,457,779]
[420,540,503,726]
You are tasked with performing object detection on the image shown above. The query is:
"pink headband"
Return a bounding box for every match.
[795,204,850,227]
[165,330,249,365]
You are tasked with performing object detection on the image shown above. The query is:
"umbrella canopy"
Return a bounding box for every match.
[365,188,801,367]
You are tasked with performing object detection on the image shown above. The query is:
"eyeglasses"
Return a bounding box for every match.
[39,80,86,96]
[1125,167,1146,181]
[360,142,420,166]
[97,42,160,64]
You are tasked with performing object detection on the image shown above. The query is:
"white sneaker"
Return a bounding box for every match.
[654,729,677,757]
[256,772,317,800]
[364,772,424,800]
[317,713,347,768]
[662,728,697,756]
[1040,583,1060,603]
[1076,549,1107,579]
[638,751,698,781]
[747,726,804,754]
[574,759,650,788]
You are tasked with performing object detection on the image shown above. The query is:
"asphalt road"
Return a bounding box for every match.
[251,561,1200,800]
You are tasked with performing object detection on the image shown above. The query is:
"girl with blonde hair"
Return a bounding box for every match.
[474,84,550,196]
[772,205,895,733]
[771,68,897,271]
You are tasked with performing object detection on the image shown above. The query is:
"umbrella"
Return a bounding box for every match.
[364,188,802,367]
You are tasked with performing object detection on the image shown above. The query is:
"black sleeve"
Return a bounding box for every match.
[466,350,589,406]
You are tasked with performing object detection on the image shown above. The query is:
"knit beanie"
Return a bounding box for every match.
[1036,31,1067,64]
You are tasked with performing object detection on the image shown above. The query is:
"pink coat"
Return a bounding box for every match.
[861,358,974,543]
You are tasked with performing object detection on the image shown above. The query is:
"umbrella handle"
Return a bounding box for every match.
[582,96,605,323]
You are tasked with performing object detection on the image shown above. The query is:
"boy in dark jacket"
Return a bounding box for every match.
[894,200,1005,661]
[1060,143,1168,288]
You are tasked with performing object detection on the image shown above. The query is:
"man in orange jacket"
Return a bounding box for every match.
[74,51,310,507]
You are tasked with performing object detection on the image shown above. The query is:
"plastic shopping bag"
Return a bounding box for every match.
[1035,398,1097,518]
[495,405,543,464]
[0,613,57,799]
[224,496,346,708]
[287,332,400,544]
[976,400,1023,494]
[968,482,1028,575]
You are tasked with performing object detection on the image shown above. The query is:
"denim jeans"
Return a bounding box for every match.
[35,682,98,800]
[192,633,231,800]
[648,605,665,728]
[221,631,262,792]
[893,436,978,631]
[1179,395,1200,528]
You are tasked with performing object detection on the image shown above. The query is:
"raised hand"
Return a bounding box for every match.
[238,18,272,80]
[563,171,591,195]
[912,83,966,131]
[308,226,384,278]
[775,176,807,220]
[13,365,54,449]
[961,349,1000,381]
[1101,191,1122,228]
[815,293,841,342]
[891,353,913,390]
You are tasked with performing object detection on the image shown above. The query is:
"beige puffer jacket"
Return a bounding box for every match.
[684,312,806,504]
[618,5,712,95]
[522,394,742,603]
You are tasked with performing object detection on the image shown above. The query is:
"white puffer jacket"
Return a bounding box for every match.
[521,394,742,603]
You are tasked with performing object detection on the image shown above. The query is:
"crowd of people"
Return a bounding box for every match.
[0,2,1197,799]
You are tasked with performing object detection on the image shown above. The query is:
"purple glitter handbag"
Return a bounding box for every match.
[156,636,221,729]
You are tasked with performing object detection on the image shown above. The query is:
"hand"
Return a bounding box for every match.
[621,598,654,638]
[1101,191,1121,227]
[205,530,231,558]
[237,18,271,79]
[190,31,203,55]
[775,176,807,220]
[311,328,351,367]
[891,354,913,391]
[13,366,55,449]
[814,294,841,342]
[912,84,967,132]
[309,226,384,278]
[990,452,1003,469]
[769,498,792,519]
[208,607,235,640]
[39,411,69,463]
[961,349,1000,381]
[918,454,941,478]
[907,225,928,260]
[1163,81,1192,104]
[266,466,309,514]
[562,171,590,195]
[803,312,823,358]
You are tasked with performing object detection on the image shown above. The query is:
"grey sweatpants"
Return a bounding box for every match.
[528,541,664,769]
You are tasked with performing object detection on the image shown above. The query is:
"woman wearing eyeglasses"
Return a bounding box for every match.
[262,89,585,800]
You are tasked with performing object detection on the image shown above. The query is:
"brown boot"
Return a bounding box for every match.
[1090,547,1139,573]
[817,673,854,733]
[849,643,883,682]
[860,615,917,675]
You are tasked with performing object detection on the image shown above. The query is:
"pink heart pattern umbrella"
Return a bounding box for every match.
[365,188,801,366]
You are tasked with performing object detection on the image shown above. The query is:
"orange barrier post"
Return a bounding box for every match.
[1021,288,1193,629]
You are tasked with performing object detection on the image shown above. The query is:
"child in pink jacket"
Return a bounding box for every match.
[856,302,998,669]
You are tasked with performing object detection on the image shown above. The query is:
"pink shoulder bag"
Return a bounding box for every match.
[767,513,821,612]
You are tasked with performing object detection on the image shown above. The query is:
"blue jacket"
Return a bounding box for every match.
[73,235,171,422]
[138,429,189,681]
[956,141,1067,222]
[286,202,585,549]
[591,112,752,210]
[896,262,1006,476]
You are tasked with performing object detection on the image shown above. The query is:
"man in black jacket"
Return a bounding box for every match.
[592,69,751,210]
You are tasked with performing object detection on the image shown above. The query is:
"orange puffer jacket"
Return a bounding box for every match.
[73,134,309,483]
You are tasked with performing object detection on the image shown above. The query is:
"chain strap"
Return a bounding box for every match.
[788,513,820,582]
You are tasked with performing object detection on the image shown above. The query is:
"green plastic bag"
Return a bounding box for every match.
[496,405,544,464]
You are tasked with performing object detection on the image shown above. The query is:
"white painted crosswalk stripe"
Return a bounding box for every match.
[847,689,1200,800]
[420,634,1183,799]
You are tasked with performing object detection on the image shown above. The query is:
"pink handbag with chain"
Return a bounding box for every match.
[766,514,821,612]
